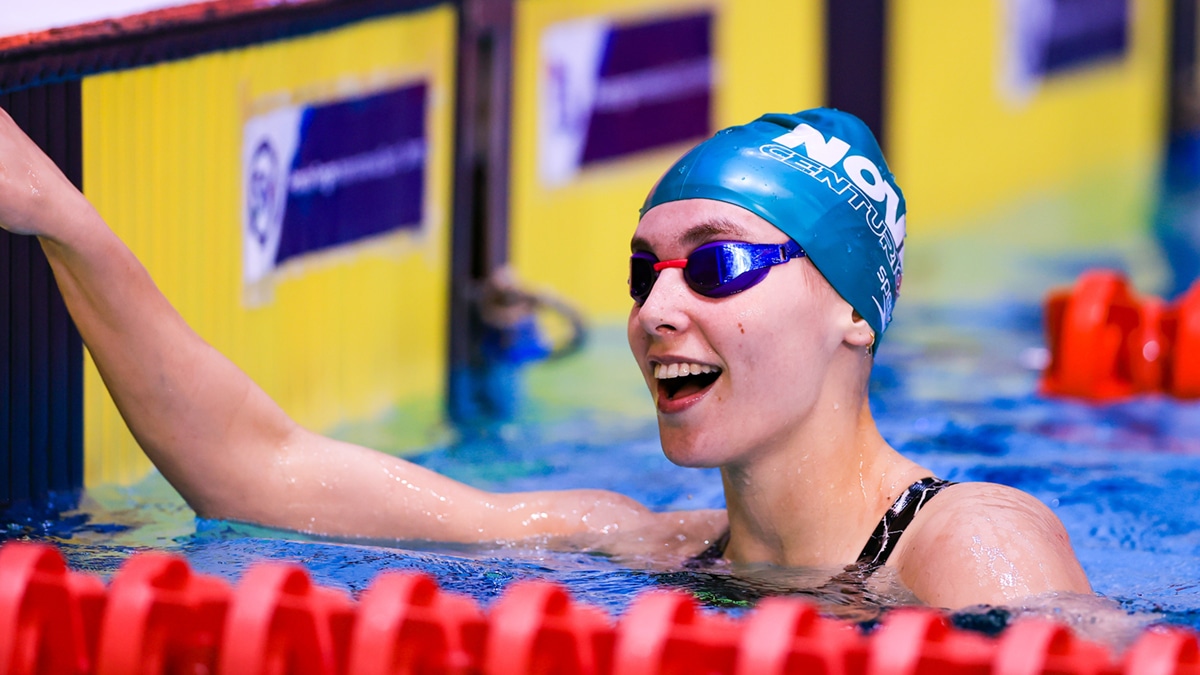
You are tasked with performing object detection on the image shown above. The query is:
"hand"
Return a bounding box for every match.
[0,106,87,237]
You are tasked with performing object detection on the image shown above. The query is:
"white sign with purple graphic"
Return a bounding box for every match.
[539,11,714,186]
[241,83,429,286]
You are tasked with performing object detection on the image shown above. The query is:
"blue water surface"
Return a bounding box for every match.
[3,299,1200,642]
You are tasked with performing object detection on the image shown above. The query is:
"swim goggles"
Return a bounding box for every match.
[629,239,807,304]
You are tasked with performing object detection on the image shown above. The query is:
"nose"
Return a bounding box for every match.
[635,267,693,336]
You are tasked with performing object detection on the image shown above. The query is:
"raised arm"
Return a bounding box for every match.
[0,108,724,552]
[0,106,326,526]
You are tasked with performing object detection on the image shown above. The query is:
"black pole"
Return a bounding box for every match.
[0,82,84,508]
[825,0,888,150]
[446,0,515,423]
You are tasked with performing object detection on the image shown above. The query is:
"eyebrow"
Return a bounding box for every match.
[630,217,750,253]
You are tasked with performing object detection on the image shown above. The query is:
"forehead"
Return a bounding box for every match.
[631,199,785,251]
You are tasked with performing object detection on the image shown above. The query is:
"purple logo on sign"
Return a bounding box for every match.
[539,12,713,184]
[1007,0,1127,97]
[582,14,712,163]
[276,83,427,264]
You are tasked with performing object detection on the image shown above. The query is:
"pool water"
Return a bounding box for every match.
[3,295,1200,648]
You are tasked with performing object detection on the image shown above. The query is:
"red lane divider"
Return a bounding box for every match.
[484,580,611,675]
[218,563,355,675]
[94,552,230,675]
[612,590,740,674]
[3,541,1200,675]
[350,571,485,675]
[735,596,864,675]
[0,542,104,675]
[866,609,993,674]
[1172,281,1200,398]
[1042,270,1200,400]
[992,620,1111,675]
[1120,628,1200,675]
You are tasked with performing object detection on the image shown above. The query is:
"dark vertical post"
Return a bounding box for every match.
[1169,0,1198,134]
[447,0,515,422]
[1158,0,1200,297]
[825,0,888,149]
[0,82,84,508]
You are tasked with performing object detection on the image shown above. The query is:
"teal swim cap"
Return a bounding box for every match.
[640,108,906,348]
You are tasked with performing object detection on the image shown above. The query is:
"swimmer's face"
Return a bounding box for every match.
[628,199,868,469]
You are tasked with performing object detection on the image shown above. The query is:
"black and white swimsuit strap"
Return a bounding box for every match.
[854,476,956,572]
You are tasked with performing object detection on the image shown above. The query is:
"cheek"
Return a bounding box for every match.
[734,299,834,387]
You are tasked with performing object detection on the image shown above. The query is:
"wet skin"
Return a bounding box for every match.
[0,106,725,559]
[0,107,1091,608]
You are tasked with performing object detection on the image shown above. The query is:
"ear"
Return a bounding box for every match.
[844,308,876,351]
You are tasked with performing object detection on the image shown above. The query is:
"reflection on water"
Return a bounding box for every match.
[3,303,1200,650]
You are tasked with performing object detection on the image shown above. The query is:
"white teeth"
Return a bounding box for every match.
[654,362,720,379]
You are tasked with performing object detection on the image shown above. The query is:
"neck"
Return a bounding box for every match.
[720,394,928,568]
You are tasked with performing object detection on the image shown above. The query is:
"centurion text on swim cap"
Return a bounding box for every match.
[640,108,907,348]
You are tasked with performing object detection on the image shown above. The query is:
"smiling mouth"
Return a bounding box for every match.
[654,362,722,401]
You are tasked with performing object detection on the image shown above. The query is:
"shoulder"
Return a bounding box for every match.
[889,482,1091,609]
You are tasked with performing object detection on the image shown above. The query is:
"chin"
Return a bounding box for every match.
[656,423,727,469]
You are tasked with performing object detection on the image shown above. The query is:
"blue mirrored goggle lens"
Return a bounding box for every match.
[628,240,805,304]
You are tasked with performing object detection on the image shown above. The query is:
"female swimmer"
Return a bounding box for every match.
[0,105,1090,609]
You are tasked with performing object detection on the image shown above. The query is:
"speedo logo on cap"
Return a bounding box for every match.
[759,123,905,326]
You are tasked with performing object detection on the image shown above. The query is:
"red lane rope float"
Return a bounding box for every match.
[611,591,739,675]
[866,608,993,674]
[483,580,611,675]
[7,541,1200,675]
[1042,270,1200,400]
[1042,270,1150,400]
[0,542,104,675]
[349,571,484,675]
[1120,628,1200,675]
[94,551,230,675]
[734,596,865,675]
[992,620,1111,675]
[216,563,355,675]
[1170,281,1200,398]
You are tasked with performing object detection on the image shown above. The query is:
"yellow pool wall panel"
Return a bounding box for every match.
[80,7,457,487]
[509,0,825,322]
[887,0,1169,237]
